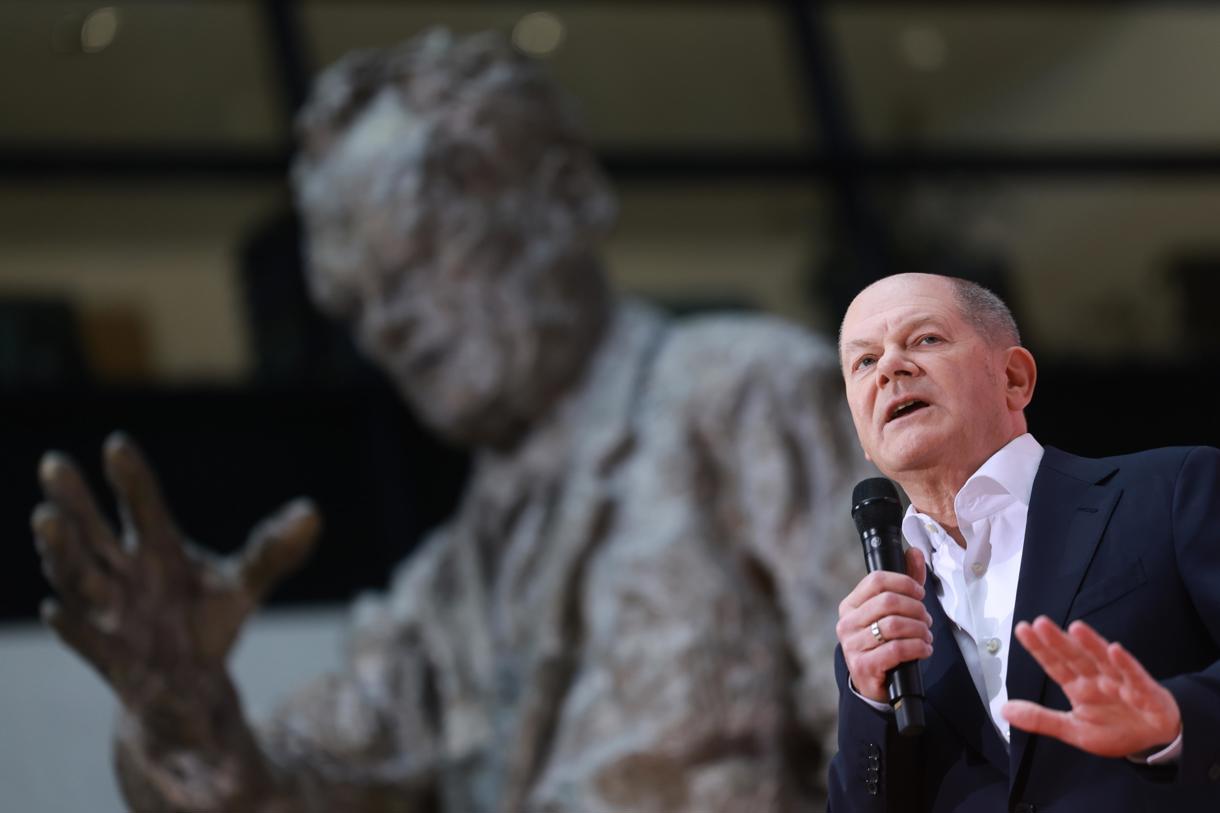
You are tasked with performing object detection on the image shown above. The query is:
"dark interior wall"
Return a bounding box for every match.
[0,380,469,622]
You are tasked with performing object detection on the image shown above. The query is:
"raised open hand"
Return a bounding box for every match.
[1002,616,1181,759]
[32,432,320,723]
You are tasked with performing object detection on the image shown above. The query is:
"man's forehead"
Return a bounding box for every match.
[843,307,954,338]
[850,274,954,313]
[844,275,956,327]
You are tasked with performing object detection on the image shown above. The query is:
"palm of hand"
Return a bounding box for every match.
[1003,616,1181,758]
[32,433,319,714]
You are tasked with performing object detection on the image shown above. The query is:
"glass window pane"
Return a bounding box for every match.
[833,5,1220,147]
[857,178,1220,363]
[0,1,284,147]
[0,181,285,382]
[609,181,828,328]
[303,2,810,150]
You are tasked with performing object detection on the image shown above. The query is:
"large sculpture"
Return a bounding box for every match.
[32,29,871,812]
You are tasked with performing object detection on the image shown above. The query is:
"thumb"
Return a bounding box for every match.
[240,498,321,599]
[905,546,927,587]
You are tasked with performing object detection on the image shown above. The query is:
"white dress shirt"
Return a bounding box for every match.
[901,432,1044,743]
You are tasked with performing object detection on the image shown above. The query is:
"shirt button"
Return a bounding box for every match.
[971,562,986,576]
[984,637,1001,655]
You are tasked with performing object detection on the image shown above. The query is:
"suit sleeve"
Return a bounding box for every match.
[827,646,924,812]
[1162,445,1220,786]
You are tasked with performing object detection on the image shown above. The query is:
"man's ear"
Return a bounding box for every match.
[1003,346,1037,411]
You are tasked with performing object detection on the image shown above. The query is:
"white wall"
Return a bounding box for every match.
[0,605,348,812]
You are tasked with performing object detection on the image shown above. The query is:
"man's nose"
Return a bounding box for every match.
[876,349,918,385]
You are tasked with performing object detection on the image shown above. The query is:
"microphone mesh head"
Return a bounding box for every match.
[851,477,902,531]
[852,477,900,511]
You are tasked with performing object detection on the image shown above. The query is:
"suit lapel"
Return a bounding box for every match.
[921,575,1010,774]
[1006,447,1122,784]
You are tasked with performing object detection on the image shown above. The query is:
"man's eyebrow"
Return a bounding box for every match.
[896,316,948,338]
[840,338,874,357]
[839,317,948,358]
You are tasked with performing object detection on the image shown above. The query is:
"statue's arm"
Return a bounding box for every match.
[31,433,437,812]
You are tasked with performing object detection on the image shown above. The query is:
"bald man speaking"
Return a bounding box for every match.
[828,273,1220,812]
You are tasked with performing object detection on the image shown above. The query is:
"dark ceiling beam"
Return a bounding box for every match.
[0,148,290,181]
[8,147,1220,182]
[174,0,1220,6]
[259,0,313,136]
[783,0,893,282]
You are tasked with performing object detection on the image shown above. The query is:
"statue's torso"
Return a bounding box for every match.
[337,302,868,812]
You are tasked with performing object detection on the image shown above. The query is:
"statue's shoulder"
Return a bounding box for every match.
[343,524,453,639]
[645,309,839,398]
[624,306,845,435]
[657,309,838,375]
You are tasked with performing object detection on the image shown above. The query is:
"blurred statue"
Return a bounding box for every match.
[32,29,869,813]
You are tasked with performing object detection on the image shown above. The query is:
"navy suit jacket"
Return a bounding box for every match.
[828,446,1220,812]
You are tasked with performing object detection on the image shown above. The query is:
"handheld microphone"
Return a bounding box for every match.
[851,477,926,737]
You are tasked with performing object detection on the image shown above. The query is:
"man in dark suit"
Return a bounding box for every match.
[828,272,1220,811]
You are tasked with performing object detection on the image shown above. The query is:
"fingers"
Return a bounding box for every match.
[1106,639,1180,726]
[837,587,932,660]
[41,598,126,682]
[1010,619,1182,756]
[844,632,934,702]
[1014,616,1096,688]
[1014,619,1074,686]
[837,570,934,701]
[1066,620,1122,687]
[848,589,933,631]
[1002,698,1073,741]
[1019,617,1169,715]
[33,503,122,626]
[857,614,933,652]
[240,498,321,599]
[838,568,925,616]
[38,452,126,573]
[102,432,180,552]
[1104,636,1157,693]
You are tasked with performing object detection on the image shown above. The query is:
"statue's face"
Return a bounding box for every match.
[330,205,552,446]
[297,91,610,447]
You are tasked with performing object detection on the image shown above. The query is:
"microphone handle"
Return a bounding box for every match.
[863,531,907,575]
[861,527,927,737]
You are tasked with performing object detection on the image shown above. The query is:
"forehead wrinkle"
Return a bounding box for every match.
[839,276,963,356]
[841,312,952,356]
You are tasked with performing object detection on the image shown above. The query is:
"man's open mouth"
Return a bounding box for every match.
[887,400,929,423]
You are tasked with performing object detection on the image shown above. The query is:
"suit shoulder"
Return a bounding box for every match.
[1102,445,1218,473]
[1044,444,1220,484]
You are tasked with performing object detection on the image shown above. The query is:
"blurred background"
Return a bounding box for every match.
[3,1,1220,808]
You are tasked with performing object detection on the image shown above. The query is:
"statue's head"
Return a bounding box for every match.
[292,29,617,449]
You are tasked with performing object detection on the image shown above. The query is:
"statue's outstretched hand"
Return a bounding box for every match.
[32,432,320,727]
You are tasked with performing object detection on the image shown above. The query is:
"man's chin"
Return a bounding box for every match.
[874,432,947,477]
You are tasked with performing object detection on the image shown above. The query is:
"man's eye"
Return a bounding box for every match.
[856,356,876,370]
[916,335,942,346]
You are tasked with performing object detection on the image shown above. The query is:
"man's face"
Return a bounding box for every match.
[838,274,1015,482]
